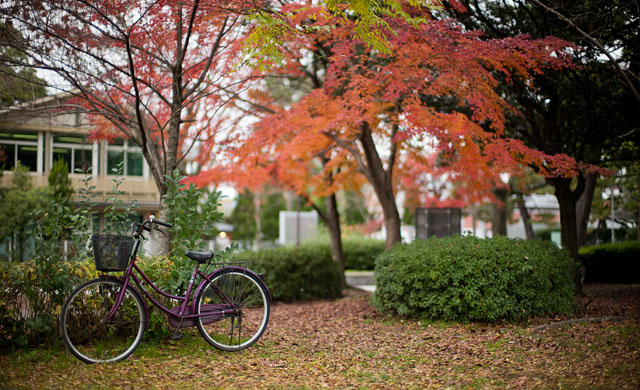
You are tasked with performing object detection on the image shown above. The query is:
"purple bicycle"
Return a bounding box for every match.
[59,216,271,363]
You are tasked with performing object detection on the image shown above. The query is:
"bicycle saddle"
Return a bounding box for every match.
[185,251,214,263]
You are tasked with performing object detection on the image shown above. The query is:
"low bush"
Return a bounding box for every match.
[342,237,385,270]
[579,241,640,283]
[0,255,233,349]
[0,258,96,349]
[374,236,577,322]
[234,243,343,302]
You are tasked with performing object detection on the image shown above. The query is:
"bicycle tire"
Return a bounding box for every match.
[60,278,146,363]
[196,269,270,351]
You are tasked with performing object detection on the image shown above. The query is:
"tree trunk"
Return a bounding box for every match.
[553,182,579,258]
[576,172,597,247]
[358,122,402,250]
[636,177,640,241]
[253,194,263,249]
[325,193,346,288]
[515,192,535,240]
[381,201,402,250]
[548,177,583,285]
[491,187,508,236]
[157,199,172,255]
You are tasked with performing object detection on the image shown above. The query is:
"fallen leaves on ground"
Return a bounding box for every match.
[1,284,638,389]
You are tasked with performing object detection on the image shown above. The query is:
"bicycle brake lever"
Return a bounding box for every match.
[153,225,166,236]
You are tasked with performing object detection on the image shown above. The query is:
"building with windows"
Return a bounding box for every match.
[0,91,161,233]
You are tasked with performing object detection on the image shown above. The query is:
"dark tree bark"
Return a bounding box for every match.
[548,176,584,283]
[515,192,536,240]
[358,122,402,250]
[324,193,346,288]
[576,172,597,247]
[491,187,509,236]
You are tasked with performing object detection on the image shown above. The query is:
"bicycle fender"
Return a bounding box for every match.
[100,275,151,332]
[192,266,273,313]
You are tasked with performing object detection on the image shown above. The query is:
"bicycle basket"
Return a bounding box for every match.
[92,235,134,272]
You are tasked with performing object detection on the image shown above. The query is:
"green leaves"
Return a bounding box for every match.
[104,161,138,235]
[235,243,343,302]
[242,0,437,71]
[374,236,577,322]
[160,170,228,294]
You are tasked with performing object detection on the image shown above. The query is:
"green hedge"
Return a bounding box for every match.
[234,243,343,302]
[342,237,385,270]
[579,241,640,283]
[374,236,577,322]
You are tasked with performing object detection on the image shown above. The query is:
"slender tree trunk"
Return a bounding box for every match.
[636,177,640,241]
[492,187,508,236]
[576,172,597,247]
[358,123,402,250]
[18,232,25,262]
[325,193,346,288]
[515,192,535,240]
[253,194,262,249]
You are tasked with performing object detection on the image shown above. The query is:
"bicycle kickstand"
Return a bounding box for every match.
[171,318,184,340]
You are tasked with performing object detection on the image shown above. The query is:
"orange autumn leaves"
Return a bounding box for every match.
[194,3,597,208]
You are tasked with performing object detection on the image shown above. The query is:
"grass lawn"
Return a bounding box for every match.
[1,286,638,389]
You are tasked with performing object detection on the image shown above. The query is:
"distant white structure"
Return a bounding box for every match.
[279,211,318,245]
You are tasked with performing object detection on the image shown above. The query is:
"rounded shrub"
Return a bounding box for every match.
[579,241,640,283]
[234,243,343,302]
[374,236,577,322]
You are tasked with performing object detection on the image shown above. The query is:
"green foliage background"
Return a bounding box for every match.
[234,243,343,302]
[579,241,640,283]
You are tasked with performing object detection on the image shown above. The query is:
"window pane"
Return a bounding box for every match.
[0,132,38,141]
[107,150,124,174]
[73,148,92,173]
[17,145,38,171]
[53,148,72,172]
[53,134,86,144]
[126,151,143,176]
[0,143,16,170]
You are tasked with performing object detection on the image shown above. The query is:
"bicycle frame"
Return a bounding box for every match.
[104,232,247,326]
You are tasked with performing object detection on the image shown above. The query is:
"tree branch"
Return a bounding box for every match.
[530,0,640,106]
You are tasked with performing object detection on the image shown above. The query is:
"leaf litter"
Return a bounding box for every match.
[0,284,638,389]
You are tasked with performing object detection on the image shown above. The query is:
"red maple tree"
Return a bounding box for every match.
[4,0,264,252]
[248,3,587,249]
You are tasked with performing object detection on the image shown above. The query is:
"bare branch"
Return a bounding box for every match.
[530,0,640,106]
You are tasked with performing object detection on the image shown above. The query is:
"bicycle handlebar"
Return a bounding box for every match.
[153,220,173,228]
[131,216,173,238]
[148,214,172,228]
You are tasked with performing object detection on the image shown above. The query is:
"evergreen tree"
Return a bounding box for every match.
[48,158,74,201]
[230,191,257,242]
[0,163,49,260]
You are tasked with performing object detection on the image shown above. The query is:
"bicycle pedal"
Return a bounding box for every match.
[170,332,183,340]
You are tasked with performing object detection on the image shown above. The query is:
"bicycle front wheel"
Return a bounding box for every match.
[60,278,146,363]
[196,269,270,351]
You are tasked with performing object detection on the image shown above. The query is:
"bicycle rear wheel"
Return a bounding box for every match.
[60,278,145,363]
[196,269,269,351]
